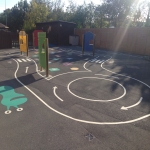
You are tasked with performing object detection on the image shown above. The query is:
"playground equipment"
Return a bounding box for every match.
[33,30,43,49]
[19,31,28,56]
[82,32,96,56]
[38,32,49,77]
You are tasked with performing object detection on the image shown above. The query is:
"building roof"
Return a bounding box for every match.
[0,23,9,29]
[36,20,76,25]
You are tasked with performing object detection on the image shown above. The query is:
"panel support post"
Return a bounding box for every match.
[46,38,49,77]
[26,34,29,57]
[82,34,84,55]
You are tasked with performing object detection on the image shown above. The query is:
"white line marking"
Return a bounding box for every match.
[99,60,104,63]
[26,57,49,79]
[101,58,150,88]
[26,58,31,61]
[47,71,89,80]
[22,59,27,62]
[12,59,150,125]
[83,56,99,72]
[91,59,97,62]
[67,77,126,102]
[121,97,143,110]
[95,74,119,79]
[17,59,22,62]
[53,86,63,101]
[25,67,29,73]
[96,60,100,63]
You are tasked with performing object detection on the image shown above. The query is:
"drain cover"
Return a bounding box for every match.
[85,133,95,141]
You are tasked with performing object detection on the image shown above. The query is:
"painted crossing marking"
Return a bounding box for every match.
[17,59,22,62]
[121,97,143,110]
[26,58,31,61]
[22,59,27,62]
[90,59,104,64]
[91,59,97,62]
[17,59,32,63]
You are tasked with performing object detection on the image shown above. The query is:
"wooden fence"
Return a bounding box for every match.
[0,30,33,49]
[74,28,150,56]
[0,30,12,49]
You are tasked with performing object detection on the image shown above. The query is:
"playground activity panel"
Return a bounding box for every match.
[19,31,28,56]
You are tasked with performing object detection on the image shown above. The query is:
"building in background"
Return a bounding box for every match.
[36,20,76,47]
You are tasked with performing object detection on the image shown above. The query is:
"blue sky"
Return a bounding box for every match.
[0,0,102,13]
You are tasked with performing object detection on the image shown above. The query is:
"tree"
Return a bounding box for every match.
[23,0,49,31]
[0,0,29,32]
[104,0,135,27]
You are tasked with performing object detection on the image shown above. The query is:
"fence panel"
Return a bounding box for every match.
[74,28,150,56]
[0,30,12,49]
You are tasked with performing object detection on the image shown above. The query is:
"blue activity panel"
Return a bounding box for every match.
[83,32,94,51]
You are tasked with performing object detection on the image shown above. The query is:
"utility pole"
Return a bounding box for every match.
[5,0,7,26]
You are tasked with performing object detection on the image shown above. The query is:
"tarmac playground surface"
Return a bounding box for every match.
[0,46,150,150]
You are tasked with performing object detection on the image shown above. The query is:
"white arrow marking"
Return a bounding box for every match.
[25,67,29,73]
[53,86,63,101]
[121,97,143,110]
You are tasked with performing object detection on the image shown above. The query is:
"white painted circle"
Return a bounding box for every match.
[17,108,23,111]
[5,110,12,114]
[68,77,126,102]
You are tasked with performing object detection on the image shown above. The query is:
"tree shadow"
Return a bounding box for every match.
[101,51,150,112]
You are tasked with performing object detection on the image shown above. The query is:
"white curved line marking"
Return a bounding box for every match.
[47,57,97,80]
[121,97,143,110]
[13,59,150,125]
[83,56,99,71]
[27,57,48,80]
[67,77,126,102]
[101,58,150,88]
[95,74,119,79]
[53,86,63,101]
[47,71,90,80]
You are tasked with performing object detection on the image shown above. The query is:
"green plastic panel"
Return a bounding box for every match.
[38,32,47,69]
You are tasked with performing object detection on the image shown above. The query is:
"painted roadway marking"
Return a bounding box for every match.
[95,74,119,79]
[53,87,63,102]
[22,59,27,62]
[121,97,143,110]
[90,59,104,63]
[67,77,126,102]
[17,59,22,62]
[26,58,31,61]
[83,56,99,71]
[101,58,150,89]
[25,67,29,73]
[13,59,150,125]
[17,59,31,63]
